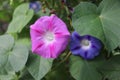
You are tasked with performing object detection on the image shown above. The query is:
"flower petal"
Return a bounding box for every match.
[33,44,51,58]
[33,43,62,58]
[30,16,50,32]
[70,40,81,55]
[71,31,82,41]
[30,28,44,41]
[91,37,102,50]
[52,36,70,57]
[86,48,99,59]
[31,39,44,52]
[50,14,70,36]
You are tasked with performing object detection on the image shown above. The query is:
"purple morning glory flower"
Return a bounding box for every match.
[29,1,41,13]
[70,31,102,60]
[30,14,70,58]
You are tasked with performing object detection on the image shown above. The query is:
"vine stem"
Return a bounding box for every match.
[60,51,71,64]
[51,51,71,71]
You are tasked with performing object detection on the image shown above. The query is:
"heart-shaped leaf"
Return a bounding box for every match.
[70,55,102,80]
[0,35,14,69]
[27,53,53,80]
[9,44,29,72]
[0,34,29,72]
[7,3,34,33]
[72,0,120,51]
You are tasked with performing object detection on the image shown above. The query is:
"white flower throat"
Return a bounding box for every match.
[44,31,55,43]
[81,39,90,46]
[81,39,91,50]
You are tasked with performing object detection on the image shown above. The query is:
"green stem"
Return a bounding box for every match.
[51,51,71,71]
[60,51,71,64]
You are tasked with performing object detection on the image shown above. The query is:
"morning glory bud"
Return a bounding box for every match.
[29,1,41,13]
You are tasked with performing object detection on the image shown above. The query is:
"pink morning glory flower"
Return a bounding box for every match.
[30,14,70,58]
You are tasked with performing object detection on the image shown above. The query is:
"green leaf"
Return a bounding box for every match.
[103,71,120,80]
[0,75,14,80]
[4,61,14,73]
[45,62,74,80]
[0,34,29,72]
[19,69,34,80]
[9,44,29,72]
[7,3,34,33]
[70,55,102,80]
[0,74,16,80]
[27,53,53,80]
[17,38,31,49]
[0,69,7,75]
[72,0,120,51]
[0,71,18,80]
[0,34,14,68]
[99,55,120,80]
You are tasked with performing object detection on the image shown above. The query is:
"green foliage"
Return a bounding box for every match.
[45,62,74,80]
[99,55,120,80]
[9,44,28,72]
[0,0,120,80]
[72,0,120,51]
[7,3,34,33]
[70,55,102,80]
[17,38,31,49]
[0,73,17,80]
[19,69,34,80]
[0,34,14,69]
[27,54,53,80]
[0,34,28,72]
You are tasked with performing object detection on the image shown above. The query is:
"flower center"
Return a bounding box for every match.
[44,31,55,43]
[81,39,91,50]
[81,39,90,46]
